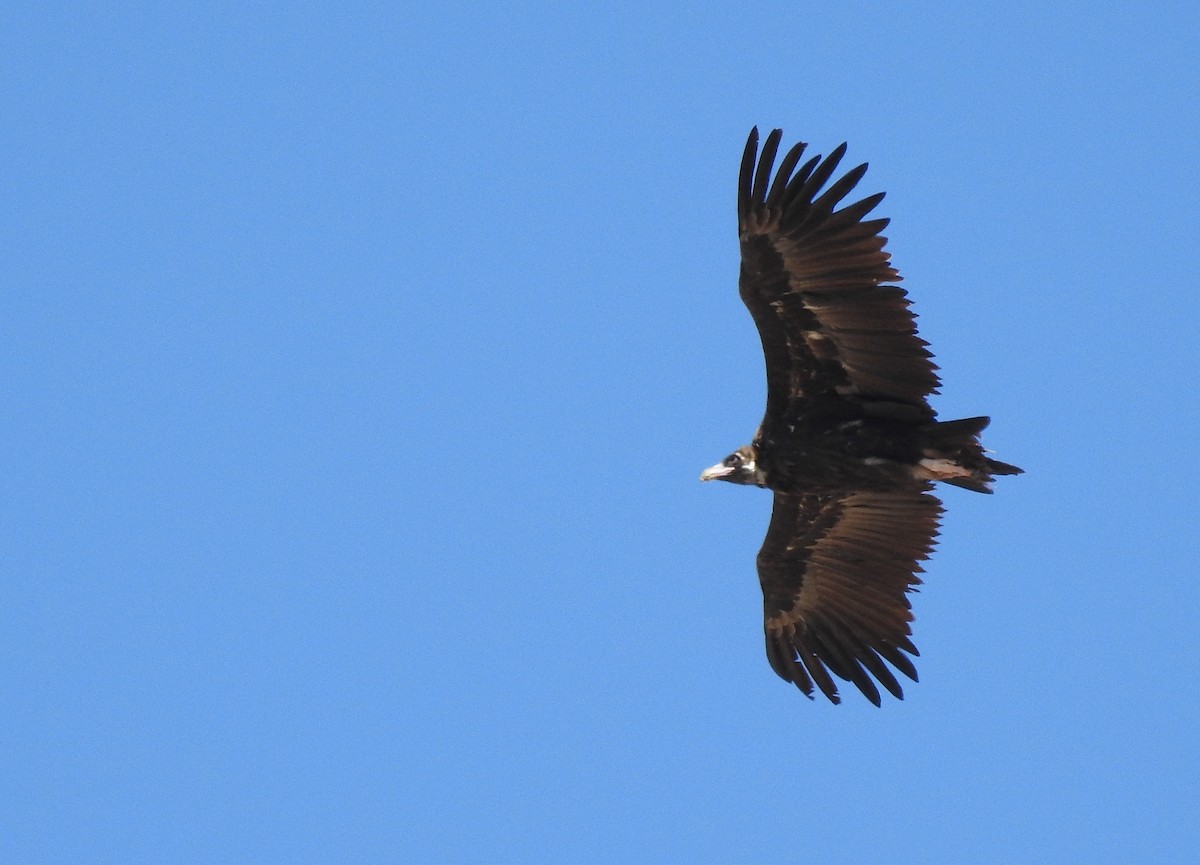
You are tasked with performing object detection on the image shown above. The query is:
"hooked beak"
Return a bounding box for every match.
[700,462,735,482]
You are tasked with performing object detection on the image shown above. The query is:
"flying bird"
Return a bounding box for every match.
[701,128,1021,706]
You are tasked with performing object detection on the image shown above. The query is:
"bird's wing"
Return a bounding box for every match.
[758,489,943,705]
[738,127,940,427]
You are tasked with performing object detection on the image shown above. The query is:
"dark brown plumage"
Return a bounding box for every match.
[701,128,1021,705]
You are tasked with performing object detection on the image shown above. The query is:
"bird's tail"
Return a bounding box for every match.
[917,416,1023,493]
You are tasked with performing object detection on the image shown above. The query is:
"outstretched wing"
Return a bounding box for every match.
[758,489,943,705]
[738,127,940,426]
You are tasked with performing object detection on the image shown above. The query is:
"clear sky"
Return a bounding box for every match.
[4,3,1198,863]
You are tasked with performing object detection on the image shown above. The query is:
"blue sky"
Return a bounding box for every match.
[4,2,1198,862]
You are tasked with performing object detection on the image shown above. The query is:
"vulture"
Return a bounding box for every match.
[701,128,1021,705]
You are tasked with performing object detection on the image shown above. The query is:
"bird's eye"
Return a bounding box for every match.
[725,454,742,467]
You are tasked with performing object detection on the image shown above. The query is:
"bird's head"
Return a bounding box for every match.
[700,445,766,487]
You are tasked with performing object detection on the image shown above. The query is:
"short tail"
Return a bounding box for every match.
[917,416,1023,493]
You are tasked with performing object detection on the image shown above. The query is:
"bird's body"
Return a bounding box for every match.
[701,128,1021,705]
[755,407,1007,495]
[756,405,928,493]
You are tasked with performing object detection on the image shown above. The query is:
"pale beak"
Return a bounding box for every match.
[700,462,735,482]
